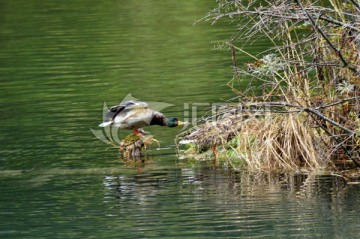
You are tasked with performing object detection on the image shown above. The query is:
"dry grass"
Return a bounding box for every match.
[231,113,325,171]
[181,0,360,172]
[178,110,327,171]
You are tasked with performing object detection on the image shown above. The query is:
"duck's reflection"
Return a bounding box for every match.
[102,165,358,238]
[103,170,174,205]
[103,165,349,205]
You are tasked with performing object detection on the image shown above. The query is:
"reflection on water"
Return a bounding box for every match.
[102,166,359,238]
[1,0,360,238]
[0,162,359,238]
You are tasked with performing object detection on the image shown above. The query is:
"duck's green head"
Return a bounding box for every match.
[151,113,186,127]
[167,117,185,127]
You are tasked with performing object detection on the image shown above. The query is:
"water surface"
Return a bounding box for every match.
[0,1,359,238]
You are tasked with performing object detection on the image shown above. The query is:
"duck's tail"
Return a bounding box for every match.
[99,121,113,127]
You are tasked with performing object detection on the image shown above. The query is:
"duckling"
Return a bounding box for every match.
[179,113,243,156]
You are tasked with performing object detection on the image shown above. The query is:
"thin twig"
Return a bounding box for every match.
[315,97,360,110]
[294,0,357,73]
[319,15,360,32]
[302,107,358,136]
[230,43,239,75]
[349,0,360,11]
[310,114,360,167]
[225,100,360,136]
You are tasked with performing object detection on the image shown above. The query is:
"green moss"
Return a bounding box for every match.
[123,134,141,143]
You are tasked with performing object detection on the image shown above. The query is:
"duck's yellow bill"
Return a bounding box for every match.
[177,121,188,126]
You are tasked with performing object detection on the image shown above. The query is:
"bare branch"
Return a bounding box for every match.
[294,0,357,73]
[303,107,359,136]
[349,0,360,11]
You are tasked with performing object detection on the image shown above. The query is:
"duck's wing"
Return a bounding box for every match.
[109,101,134,112]
[120,101,148,110]
[109,104,128,120]
[99,102,131,127]
[110,101,148,120]
[99,101,149,127]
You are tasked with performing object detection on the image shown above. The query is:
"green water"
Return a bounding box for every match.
[1,1,359,238]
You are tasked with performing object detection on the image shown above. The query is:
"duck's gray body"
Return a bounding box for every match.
[99,101,164,129]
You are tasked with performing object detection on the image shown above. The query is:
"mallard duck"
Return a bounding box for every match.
[99,101,184,135]
[178,113,243,156]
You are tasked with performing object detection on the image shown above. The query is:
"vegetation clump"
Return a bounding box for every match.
[119,134,158,160]
[179,0,360,173]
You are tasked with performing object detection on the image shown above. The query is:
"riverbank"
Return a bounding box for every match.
[178,0,360,177]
